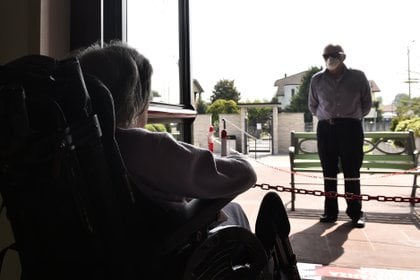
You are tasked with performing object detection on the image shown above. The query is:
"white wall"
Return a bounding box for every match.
[0,0,70,64]
[193,114,212,149]
[277,113,305,153]
[281,85,300,110]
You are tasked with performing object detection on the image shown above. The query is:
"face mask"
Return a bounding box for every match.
[326,57,340,71]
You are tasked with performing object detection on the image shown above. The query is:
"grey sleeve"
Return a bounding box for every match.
[361,73,372,117]
[308,77,318,116]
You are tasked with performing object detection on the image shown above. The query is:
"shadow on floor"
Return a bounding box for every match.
[287,207,420,229]
[289,221,354,265]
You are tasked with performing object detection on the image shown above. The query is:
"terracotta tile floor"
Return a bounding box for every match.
[234,154,420,279]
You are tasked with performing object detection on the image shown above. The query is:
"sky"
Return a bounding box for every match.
[127,0,420,106]
[189,0,420,105]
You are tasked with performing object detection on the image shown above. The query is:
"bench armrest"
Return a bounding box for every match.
[288,146,295,155]
[289,146,296,170]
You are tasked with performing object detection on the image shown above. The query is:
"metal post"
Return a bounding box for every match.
[408,45,411,98]
[221,119,227,156]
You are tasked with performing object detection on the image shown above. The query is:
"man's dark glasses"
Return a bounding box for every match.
[322,52,343,60]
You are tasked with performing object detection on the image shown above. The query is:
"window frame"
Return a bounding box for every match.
[70,0,196,143]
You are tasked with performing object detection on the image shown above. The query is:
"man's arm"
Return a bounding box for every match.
[308,77,318,116]
[360,73,372,117]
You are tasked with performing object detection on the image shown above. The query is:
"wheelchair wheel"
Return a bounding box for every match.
[182,226,267,280]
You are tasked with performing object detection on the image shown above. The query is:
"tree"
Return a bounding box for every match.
[206,99,239,124]
[196,97,208,114]
[395,96,420,117]
[210,79,241,103]
[286,66,321,112]
[151,90,161,101]
[247,106,272,137]
[393,93,409,106]
[247,103,272,128]
[270,96,280,104]
[390,96,420,131]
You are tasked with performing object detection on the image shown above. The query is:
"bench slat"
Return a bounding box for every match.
[362,162,415,170]
[363,131,416,139]
[363,154,414,161]
[294,154,319,160]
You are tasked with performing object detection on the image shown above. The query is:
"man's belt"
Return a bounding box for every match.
[320,118,361,125]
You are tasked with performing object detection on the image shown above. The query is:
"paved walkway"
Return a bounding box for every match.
[234,154,420,280]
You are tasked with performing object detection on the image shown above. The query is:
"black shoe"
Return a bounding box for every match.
[352,214,366,228]
[319,214,337,223]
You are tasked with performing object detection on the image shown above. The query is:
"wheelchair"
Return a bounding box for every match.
[0,55,300,279]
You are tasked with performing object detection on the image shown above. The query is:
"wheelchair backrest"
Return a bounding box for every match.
[0,55,141,279]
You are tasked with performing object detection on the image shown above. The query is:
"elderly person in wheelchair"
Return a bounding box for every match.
[77,41,255,232]
[0,41,300,279]
[77,40,255,233]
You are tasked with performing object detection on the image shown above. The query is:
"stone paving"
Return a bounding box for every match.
[234,154,420,280]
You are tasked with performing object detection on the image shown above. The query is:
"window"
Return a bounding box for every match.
[124,0,195,142]
[126,0,180,105]
[71,0,196,143]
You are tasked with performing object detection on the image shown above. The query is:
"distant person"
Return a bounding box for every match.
[76,41,254,230]
[308,44,372,228]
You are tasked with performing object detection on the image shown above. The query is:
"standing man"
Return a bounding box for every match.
[308,44,372,228]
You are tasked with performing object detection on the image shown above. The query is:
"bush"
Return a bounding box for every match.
[394,117,420,137]
[145,123,167,132]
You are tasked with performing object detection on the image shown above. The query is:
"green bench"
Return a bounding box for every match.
[288,130,419,210]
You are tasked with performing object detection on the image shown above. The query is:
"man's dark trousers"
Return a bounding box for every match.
[317,118,364,220]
